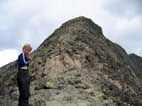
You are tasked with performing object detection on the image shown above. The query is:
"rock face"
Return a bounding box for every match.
[129,54,142,81]
[0,17,142,106]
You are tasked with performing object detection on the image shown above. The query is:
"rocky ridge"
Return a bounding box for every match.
[0,17,142,106]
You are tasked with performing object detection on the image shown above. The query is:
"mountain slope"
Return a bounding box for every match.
[0,16,142,106]
[129,54,142,80]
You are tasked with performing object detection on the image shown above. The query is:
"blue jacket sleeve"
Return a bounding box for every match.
[22,53,29,64]
[18,53,29,67]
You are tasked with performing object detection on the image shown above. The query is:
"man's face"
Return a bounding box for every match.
[23,46,32,55]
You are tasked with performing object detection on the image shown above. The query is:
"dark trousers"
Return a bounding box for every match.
[17,69,31,106]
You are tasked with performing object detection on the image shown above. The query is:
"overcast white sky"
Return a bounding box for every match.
[0,0,141,67]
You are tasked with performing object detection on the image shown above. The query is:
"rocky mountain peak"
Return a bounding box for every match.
[0,17,142,106]
[39,16,103,49]
[60,16,103,35]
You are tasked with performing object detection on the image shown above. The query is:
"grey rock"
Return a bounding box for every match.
[129,54,142,80]
[0,16,142,106]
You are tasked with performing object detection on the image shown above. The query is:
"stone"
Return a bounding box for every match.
[0,16,142,106]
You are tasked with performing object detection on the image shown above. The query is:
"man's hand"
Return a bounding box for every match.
[27,55,32,62]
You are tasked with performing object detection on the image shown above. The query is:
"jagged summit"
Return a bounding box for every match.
[60,16,103,35]
[0,17,142,106]
[39,16,103,49]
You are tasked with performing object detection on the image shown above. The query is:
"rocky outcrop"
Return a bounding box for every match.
[129,54,142,80]
[0,16,142,106]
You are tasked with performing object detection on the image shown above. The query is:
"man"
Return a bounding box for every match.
[17,44,32,106]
